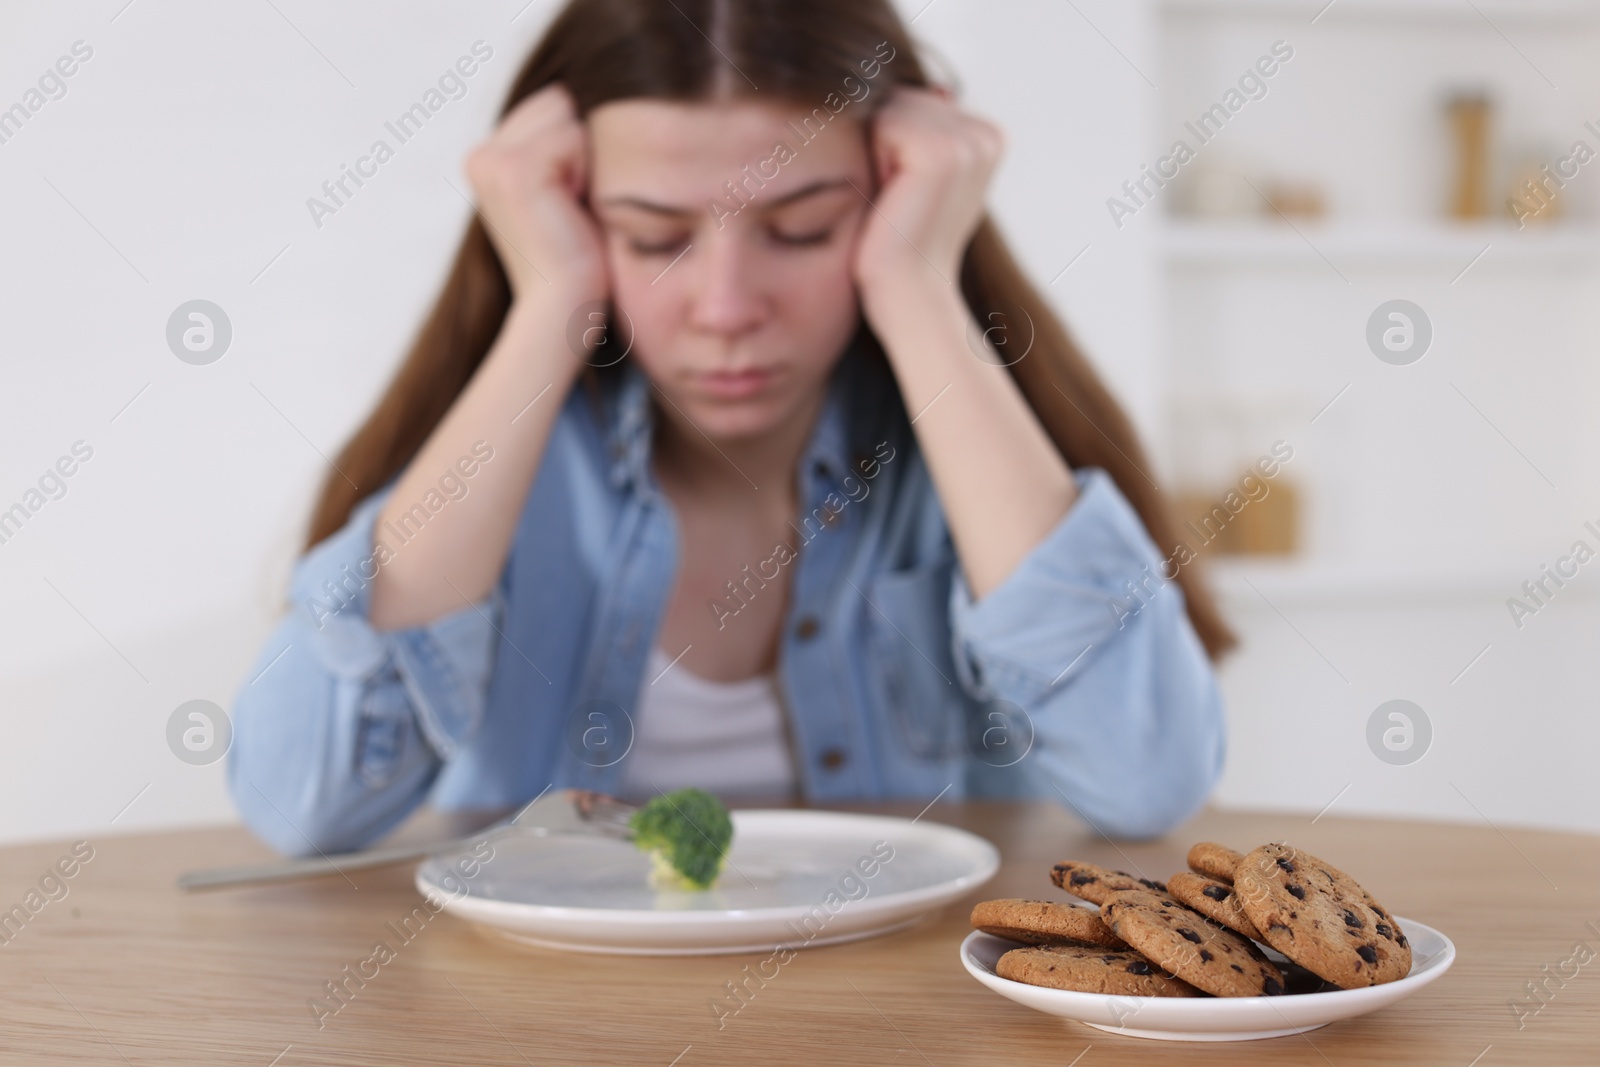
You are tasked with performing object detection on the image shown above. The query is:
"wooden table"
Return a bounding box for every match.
[2,801,1595,1065]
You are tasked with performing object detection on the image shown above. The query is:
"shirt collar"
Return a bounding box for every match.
[604,336,890,495]
[605,363,655,492]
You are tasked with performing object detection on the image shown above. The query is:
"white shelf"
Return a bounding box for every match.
[1160,0,1600,24]
[1162,220,1600,270]
[1205,556,1595,604]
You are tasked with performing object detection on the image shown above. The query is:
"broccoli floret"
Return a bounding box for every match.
[629,788,733,890]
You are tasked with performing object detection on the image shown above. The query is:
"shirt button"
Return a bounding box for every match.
[795,615,820,641]
[819,747,847,770]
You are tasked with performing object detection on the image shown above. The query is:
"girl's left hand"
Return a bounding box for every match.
[853,87,1005,300]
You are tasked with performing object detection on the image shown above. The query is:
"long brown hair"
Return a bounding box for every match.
[304,0,1235,658]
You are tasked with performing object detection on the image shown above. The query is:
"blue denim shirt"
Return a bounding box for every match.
[227,343,1225,855]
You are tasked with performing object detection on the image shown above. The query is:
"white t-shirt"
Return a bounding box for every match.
[618,646,799,801]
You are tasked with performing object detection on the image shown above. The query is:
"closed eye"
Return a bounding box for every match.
[629,237,690,256]
[771,228,832,247]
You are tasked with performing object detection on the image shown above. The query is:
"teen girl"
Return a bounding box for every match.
[229,0,1233,854]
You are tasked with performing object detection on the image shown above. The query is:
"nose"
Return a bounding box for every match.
[687,230,766,339]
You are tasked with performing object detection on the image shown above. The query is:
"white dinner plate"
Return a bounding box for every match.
[960,914,1455,1042]
[415,809,999,955]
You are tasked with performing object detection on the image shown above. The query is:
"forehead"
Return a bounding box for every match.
[588,98,868,203]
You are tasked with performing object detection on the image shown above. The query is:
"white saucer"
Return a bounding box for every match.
[960,916,1454,1042]
[415,809,998,956]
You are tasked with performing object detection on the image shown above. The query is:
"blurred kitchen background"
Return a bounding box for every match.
[2,0,1597,845]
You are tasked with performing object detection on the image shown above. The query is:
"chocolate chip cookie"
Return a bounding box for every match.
[995,942,1201,997]
[1049,860,1169,905]
[1233,843,1412,989]
[1167,871,1265,942]
[1101,890,1285,998]
[970,898,1127,948]
[1186,841,1244,883]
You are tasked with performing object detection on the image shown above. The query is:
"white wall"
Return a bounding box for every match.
[0,0,1161,845]
[2,1,564,845]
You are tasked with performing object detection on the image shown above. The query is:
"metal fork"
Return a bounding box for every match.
[176,789,637,892]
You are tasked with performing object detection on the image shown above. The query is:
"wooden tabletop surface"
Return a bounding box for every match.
[2,800,1594,1065]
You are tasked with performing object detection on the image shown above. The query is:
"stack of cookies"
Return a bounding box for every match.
[971,842,1412,999]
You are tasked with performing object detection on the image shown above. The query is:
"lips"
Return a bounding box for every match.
[695,366,778,400]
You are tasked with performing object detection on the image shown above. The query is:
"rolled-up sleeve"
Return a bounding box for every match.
[947,467,1225,839]
[227,488,501,856]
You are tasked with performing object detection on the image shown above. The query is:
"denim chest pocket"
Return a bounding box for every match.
[863,561,973,762]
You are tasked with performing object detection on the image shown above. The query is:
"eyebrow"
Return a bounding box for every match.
[597,177,855,216]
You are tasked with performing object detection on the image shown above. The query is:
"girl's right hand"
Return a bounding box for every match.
[465,84,607,305]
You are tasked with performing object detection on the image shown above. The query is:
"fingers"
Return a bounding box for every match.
[495,82,580,144]
[872,86,1005,182]
[852,86,1006,292]
[467,82,589,195]
[459,81,607,302]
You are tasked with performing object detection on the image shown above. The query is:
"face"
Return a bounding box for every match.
[588,99,874,443]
